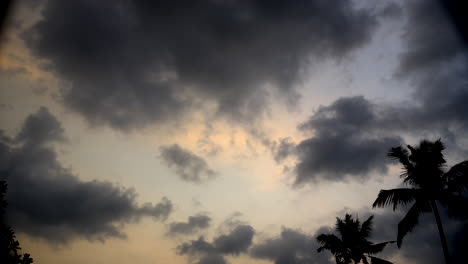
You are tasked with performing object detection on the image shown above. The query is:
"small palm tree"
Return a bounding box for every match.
[317,214,394,264]
[373,139,468,264]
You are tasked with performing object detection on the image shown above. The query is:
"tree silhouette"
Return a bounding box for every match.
[317,214,394,264]
[373,139,468,264]
[0,180,33,264]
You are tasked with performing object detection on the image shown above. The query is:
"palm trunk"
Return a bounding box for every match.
[430,200,450,264]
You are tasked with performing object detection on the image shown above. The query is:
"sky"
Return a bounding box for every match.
[0,0,467,264]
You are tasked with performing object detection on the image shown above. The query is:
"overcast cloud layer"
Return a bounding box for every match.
[23,0,377,129]
[0,108,172,243]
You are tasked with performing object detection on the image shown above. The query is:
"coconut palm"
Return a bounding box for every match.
[317,214,394,264]
[372,139,468,264]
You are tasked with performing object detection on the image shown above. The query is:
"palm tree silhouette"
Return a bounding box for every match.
[317,214,394,264]
[372,139,468,264]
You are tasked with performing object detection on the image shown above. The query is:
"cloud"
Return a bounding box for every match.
[177,224,255,264]
[23,0,377,130]
[168,214,211,236]
[393,0,468,149]
[378,2,403,19]
[0,108,172,243]
[160,144,217,183]
[396,0,466,79]
[250,227,333,264]
[264,0,468,186]
[273,96,402,185]
[271,137,295,163]
[14,106,66,145]
[213,224,255,255]
[274,91,468,185]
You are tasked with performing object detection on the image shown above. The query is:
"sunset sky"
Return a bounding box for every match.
[1,1,467,263]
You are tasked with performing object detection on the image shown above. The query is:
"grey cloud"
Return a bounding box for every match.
[177,224,255,264]
[23,0,378,130]
[285,96,402,185]
[176,237,227,264]
[393,0,468,152]
[378,2,403,19]
[250,227,333,264]
[160,144,217,183]
[15,106,66,146]
[177,236,216,256]
[213,224,255,255]
[0,108,172,243]
[271,137,295,163]
[396,0,466,79]
[168,214,211,236]
[275,91,468,184]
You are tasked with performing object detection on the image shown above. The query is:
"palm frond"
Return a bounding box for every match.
[444,160,468,193]
[372,188,418,210]
[366,241,395,254]
[388,147,412,177]
[397,201,430,247]
[360,215,374,238]
[388,146,409,164]
[316,234,343,253]
[369,256,393,264]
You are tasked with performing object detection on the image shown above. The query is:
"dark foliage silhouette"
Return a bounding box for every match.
[373,139,468,264]
[317,214,394,264]
[0,181,33,264]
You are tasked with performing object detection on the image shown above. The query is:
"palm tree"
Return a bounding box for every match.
[317,214,394,264]
[372,139,468,264]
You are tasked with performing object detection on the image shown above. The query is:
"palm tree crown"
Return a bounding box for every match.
[317,214,394,264]
[372,139,468,264]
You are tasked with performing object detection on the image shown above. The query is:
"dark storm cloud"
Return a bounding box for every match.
[0,108,172,243]
[280,96,402,185]
[394,0,468,147]
[276,83,467,185]
[160,144,217,183]
[250,227,333,264]
[23,0,378,130]
[168,214,211,236]
[177,224,255,264]
[396,0,466,79]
